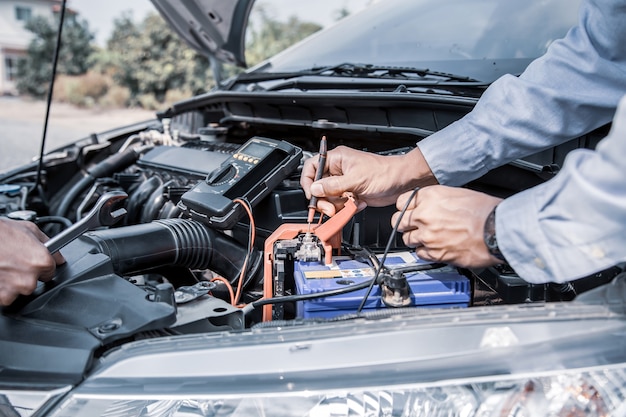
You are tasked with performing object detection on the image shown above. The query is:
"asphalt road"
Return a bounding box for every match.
[0,96,154,172]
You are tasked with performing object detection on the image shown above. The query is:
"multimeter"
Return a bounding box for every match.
[180,137,302,229]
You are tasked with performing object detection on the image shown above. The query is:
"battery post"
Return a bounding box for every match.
[381,270,412,308]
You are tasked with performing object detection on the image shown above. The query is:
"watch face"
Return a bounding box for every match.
[484,210,497,249]
[484,207,506,262]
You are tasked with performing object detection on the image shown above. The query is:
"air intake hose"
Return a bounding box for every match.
[82,218,261,284]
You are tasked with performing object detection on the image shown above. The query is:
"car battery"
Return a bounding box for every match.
[294,251,471,319]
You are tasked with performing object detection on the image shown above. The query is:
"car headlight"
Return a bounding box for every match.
[30,281,626,417]
[45,366,626,416]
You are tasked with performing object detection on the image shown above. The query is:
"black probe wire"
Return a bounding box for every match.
[356,186,420,314]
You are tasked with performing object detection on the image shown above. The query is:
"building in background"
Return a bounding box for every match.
[0,0,59,95]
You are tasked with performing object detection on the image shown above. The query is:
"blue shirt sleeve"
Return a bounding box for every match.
[417,0,626,187]
[497,95,626,283]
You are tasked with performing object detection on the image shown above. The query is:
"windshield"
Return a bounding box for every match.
[261,0,580,82]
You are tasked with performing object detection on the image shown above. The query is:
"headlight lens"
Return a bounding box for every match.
[47,367,626,416]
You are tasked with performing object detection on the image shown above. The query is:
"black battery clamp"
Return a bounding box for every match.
[180,137,302,229]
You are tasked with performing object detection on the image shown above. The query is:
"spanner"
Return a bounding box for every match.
[45,191,128,254]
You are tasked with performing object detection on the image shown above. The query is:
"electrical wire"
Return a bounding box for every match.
[356,186,420,314]
[252,280,373,308]
[250,260,441,308]
[232,197,255,306]
[249,240,442,310]
[211,276,236,305]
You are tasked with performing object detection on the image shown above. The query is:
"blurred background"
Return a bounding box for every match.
[0,0,371,171]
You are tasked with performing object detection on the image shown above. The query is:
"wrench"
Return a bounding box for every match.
[45,191,128,254]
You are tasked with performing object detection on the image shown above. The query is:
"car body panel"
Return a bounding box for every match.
[150,0,255,67]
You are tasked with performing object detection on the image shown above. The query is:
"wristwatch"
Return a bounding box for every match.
[483,206,507,263]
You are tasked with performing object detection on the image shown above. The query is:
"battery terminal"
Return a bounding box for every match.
[381,270,413,307]
[294,233,323,263]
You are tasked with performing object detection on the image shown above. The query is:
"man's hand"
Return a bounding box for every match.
[0,218,65,306]
[392,185,503,268]
[300,145,437,216]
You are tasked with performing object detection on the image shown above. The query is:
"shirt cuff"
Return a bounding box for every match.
[495,189,556,284]
[416,117,487,186]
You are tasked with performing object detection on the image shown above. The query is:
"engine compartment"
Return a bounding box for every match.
[0,93,619,384]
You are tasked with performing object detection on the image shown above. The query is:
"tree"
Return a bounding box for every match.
[106,11,139,53]
[86,8,325,109]
[106,12,213,105]
[245,7,322,67]
[16,13,94,97]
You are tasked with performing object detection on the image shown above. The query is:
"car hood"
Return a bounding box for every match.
[150,0,254,68]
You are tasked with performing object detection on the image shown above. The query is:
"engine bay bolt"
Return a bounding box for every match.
[154,283,177,309]
[97,322,121,334]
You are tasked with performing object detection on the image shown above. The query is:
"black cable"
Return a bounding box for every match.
[356,186,420,314]
[342,243,383,271]
[34,0,67,193]
[35,215,72,229]
[250,242,442,309]
[252,280,373,308]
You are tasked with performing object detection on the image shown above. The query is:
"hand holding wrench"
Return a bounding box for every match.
[45,191,128,254]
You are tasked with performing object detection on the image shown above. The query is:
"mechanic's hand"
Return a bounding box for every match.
[0,218,65,306]
[391,185,503,268]
[301,146,437,216]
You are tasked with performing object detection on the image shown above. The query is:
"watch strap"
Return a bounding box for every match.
[484,206,507,263]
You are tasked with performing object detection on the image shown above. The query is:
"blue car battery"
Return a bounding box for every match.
[294,251,471,319]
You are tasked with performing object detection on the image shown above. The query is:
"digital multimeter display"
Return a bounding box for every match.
[180,137,302,229]
[238,142,271,159]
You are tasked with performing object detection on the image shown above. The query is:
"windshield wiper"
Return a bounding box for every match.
[229,62,479,86]
[317,63,479,82]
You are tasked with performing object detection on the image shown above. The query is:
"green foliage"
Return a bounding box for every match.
[245,7,322,67]
[106,12,213,104]
[16,14,94,97]
[106,11,139,52]
[15,5,329,109]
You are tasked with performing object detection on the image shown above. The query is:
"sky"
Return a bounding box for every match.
[68,0,371,47]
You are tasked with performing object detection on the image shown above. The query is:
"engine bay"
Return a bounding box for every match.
[0,97,619,383]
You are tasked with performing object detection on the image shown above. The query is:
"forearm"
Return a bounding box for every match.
[496,96,626,283]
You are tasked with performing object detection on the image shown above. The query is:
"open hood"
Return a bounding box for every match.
[150,0,254,68]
